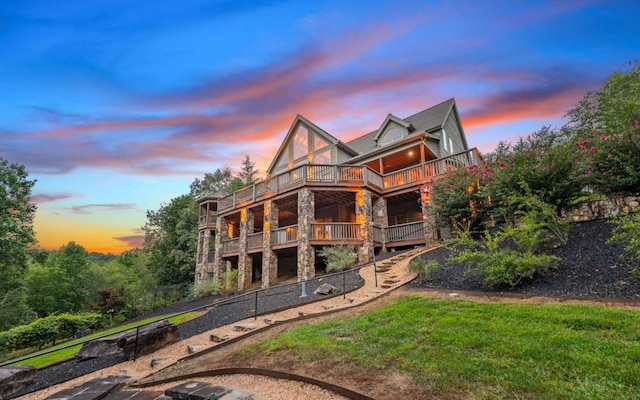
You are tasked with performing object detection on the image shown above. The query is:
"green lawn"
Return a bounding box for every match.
[9,311,199,369]
[248,295,640,399]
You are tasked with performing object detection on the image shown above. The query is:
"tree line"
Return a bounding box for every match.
[0,155,258,333]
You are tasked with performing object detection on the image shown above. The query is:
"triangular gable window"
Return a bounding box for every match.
[267,115,343,175]
[292,124,308,160]
[313,134,329,151]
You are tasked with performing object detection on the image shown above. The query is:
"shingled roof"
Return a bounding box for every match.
[345,98,456,156]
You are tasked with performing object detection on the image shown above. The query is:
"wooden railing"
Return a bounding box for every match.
[312,223,360,240]
[221,238,240,254]
[199,212,217,227]
[272,225,298,245]
[247,232,264,249]
[384,221,425,243]
[216,148,482,212]
[372,225,383,243]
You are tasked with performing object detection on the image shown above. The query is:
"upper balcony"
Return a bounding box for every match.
[215,148,481,214]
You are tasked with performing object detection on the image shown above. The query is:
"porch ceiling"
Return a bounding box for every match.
[386,191,419,207]
[382,144,422,173]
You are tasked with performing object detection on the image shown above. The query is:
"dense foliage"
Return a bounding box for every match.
[0,313,104,354]
[0,158,38,331]
[424,60,639,287]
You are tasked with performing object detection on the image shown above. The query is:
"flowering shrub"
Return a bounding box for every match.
[424,163,495,233]
[573,129,640,195]
[487,127,583,216]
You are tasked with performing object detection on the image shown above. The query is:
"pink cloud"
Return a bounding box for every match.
[30,193,75,204]
[113,235,145,248]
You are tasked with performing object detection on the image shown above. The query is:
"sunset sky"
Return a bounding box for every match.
[1,0,639,254]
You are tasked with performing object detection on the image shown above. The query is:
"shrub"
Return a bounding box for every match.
[319,244,357,272]
[409,258,440,281]
[426,163,495,233]
[222,269,239,294]
[445,194,565,288]
[608,212,640,277]
[193,278,222,298]
[448,228,560,288]
[0,312,105,353]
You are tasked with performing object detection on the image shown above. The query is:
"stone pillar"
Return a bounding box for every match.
[297,188,315,280]
[421,184,437,245]
[194,230,205,284]
[238,208,254,291]
[262,200,279,288]
[374,197,388,254]
[213,215,228,282]
[200,229,212,281]
[356,189,374,264]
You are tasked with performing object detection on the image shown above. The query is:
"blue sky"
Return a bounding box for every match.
[1,0,638,253]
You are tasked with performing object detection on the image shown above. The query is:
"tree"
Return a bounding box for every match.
[144,194,198,285]
[189,167,234,197]
[238,155,259,186]
[566,60,640,196]
[566,60,640,137]
[0,158,37,330]
[25,242,93,316]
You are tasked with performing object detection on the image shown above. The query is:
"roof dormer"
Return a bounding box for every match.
[373,114,413,147]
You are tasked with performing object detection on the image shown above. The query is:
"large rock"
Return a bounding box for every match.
[314,283,339,295]
[76,320,182,361]
[0,365,37,399]
[75,337,122,361]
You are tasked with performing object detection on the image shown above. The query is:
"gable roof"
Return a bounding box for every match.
[372,113,413,142]
[346,98,457,155]
[266,114,346,175]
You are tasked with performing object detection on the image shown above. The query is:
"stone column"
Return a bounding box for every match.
[213,215,228,282]
[262,200,279,288]
[356,189,374,264]
[238,208,254,291]
[374,197,388,254]
[200,229,212,281]
[297,188,315,280]
[194,230,205,284]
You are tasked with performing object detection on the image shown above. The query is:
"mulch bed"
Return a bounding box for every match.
[409,219,640,300]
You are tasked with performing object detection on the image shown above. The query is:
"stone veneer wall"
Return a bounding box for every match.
[262,200,279,288]
[356,189,374,263]
[238,208,254,290]
[297,188,315,280]
[213,215,228,282]
[566,195,640,222]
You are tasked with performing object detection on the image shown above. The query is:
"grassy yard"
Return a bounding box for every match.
[247,295,640,399]
[9,311,199,369]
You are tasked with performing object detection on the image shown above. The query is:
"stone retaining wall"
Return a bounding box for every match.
[566,195,640,222]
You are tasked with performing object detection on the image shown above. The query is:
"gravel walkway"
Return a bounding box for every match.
[11,269,364,398]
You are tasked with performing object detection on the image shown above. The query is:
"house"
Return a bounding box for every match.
[194,98,481,290]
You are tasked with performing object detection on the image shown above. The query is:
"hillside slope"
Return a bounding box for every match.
[413,219,640,300]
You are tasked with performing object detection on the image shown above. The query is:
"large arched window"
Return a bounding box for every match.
[380,126,405,146]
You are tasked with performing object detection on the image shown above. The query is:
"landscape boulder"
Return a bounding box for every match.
[117,320,182,360]
[0,365,37,399]
[314,283,339,295]
[76,319,182,361]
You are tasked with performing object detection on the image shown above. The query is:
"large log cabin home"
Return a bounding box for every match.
[194,98,481,290]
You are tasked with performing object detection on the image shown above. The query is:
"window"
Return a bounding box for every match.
[442,129,448,152]
[313,149,331,164]
[293,125,308,160]
[380,126,405,146]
